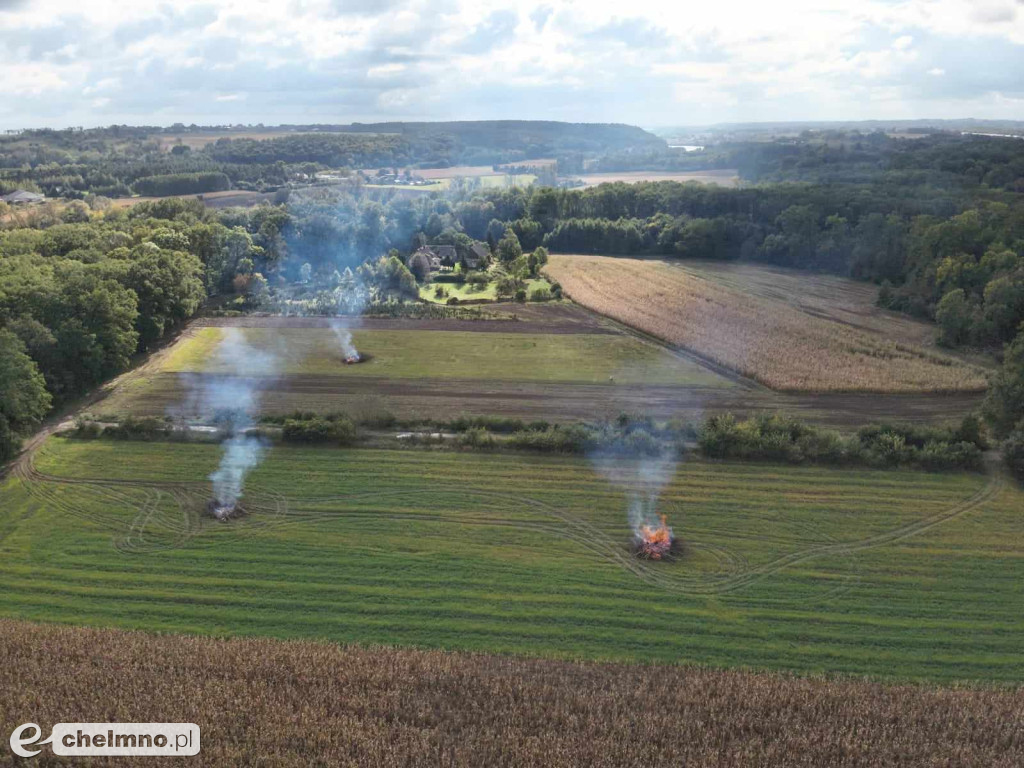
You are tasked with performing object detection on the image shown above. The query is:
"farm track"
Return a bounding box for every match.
[11,431,1003,597]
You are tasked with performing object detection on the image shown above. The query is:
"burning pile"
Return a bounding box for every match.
[343,353,363,365]
[206,499,244,521]
[633,513,676,560]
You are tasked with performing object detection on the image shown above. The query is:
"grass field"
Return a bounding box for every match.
[98,322,734,418]
[1,438,1020,683]
[3,621,1021,768]
[545,255,988,393]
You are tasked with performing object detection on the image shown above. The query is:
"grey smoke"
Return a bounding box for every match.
[208,432,268,512]
[590,443,677,540]
[176,326,280,508]
[330,267,370,358]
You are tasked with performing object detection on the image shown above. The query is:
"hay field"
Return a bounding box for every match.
[546,255,988,393]
[1,438,1020,682]
[2,620,1020,767]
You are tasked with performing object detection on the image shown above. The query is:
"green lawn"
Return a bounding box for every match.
[1,438,1021,683]
[417,277,552,304]
[150,327,731,386]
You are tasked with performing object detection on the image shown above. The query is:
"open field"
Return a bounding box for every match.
[2,620,1021,767]
[151,130,357,152]
[96,313,737,419]
[1,438,1021,683]
[110,189,275,210]
[575,169,741,187]
[545,255,989,393]
[93,312,986,425]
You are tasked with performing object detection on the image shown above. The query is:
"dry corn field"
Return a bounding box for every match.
[1,620,1021,768]
[545,255,989,393]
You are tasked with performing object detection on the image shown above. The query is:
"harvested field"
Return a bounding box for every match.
[545,255,989,393]
[575,169,741,187]
[2,439,1021,682]
[2,620,1021,768]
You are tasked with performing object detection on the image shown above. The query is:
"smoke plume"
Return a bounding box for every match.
[177,327,279,509]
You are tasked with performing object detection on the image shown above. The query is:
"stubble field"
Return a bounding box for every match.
[545,255,989,393]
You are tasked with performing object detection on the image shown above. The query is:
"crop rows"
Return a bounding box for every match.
[1,619,1020,767]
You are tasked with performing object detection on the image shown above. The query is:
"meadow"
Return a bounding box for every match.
[545,255,989,393]
[1,438,1021,683]
[96,320,736,419]
[3,619,1020,767]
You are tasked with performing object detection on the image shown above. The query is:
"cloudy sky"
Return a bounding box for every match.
[1,0,1022,130]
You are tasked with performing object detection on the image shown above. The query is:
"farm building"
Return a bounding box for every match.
[1,189,44,205]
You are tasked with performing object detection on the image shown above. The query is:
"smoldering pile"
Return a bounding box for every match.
[205,499,246,521]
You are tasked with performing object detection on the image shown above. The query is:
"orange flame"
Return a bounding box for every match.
[636,513,673,559]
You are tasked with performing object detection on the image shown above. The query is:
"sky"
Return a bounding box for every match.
[1,0,1022,130]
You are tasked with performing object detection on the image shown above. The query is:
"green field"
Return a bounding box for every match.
[417,278,555,304]
[1,438,1020,683]
[166,327,724,384]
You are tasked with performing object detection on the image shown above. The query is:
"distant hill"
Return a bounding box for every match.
[205,120,666,168]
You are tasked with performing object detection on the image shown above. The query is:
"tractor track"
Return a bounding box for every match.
[9,447,1004,597]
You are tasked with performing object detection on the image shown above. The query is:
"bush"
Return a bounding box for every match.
[446,296,461,305]
[514,288,527,303]
[281,416,358,446]
[529,286,553,302]
[432,273,466,284]
[697,413,980,470]
[101,416,172,441]
[458,427,496,449]
[509,424,593,454]
[70,418,102,440]
[448,415,525,434]
[465,272,490,287]
[917,441,983,472]
[1003,422,1024,481]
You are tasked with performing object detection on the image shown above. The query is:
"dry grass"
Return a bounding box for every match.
[545,255,989,393]
[1,620,1020,767]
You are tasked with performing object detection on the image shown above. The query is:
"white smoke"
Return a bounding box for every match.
[209,433,268,510]
[331,268,369,359]
[591,445,677,539]
[175,327,280,509]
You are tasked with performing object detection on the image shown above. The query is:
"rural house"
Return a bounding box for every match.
[465,243,489,270]
[1,189,44,205]
[409,245,458,274]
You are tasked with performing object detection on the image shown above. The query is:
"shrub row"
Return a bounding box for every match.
[698,413,985,471]
[281,414,358,446]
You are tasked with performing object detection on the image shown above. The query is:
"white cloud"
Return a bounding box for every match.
[0,0,1021,127]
